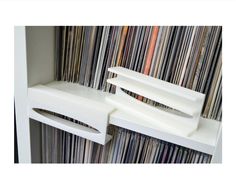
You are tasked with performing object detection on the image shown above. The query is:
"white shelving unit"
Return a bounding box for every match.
[14,26,222,163]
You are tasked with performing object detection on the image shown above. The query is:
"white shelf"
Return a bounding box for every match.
[109,110,220,155]
[28,81,114,145]
[28,81,221,155]
[107,66,205,137]
[108,67,204,102]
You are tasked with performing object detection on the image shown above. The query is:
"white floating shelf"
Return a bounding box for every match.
[107,75,200,116]
[27,81,221,155]
[107,66,204,102]
[28,81,114,145]
[109,110,220,155]
[107,67,205,137]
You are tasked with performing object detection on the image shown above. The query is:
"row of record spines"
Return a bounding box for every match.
[41,124,212,164]
[42,25,221,163]
[55,26,222,121]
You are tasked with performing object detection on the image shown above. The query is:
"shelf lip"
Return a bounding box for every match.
[109,110,220,155]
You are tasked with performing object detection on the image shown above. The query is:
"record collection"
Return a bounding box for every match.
[41,26,222,163]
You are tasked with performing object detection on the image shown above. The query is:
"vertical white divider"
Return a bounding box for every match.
[14,26,31,163]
